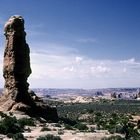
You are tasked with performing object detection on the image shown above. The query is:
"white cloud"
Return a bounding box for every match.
[120,58,138,64]
[63,66,74,72]
[91,66,111,74]
[75,56,83,64]
[123,68,127,73]
[29,42,78,56]
[0,36,139,88]
[28,48,140,88]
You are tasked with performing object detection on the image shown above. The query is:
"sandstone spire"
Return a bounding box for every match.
[0,15,58,121]
[3,15,33,105]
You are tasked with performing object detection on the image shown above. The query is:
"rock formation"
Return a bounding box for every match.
[3,15,33,105]
[0,15,58,121]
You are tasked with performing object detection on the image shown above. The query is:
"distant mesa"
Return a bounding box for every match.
[0,15,58,122]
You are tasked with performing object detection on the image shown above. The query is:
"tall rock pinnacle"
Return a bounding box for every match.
[3,15,32,104]
[0,15,58,122]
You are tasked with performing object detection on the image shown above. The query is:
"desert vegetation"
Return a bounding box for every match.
[0,112,33,139]
[37,134,62,140]
[0,99,140,139]
[56,99,140,139]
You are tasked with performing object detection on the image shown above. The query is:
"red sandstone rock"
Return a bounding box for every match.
[3,15,32,104]
[0,15,58,122]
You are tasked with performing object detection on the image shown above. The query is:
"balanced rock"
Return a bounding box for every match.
[0,15,58,121]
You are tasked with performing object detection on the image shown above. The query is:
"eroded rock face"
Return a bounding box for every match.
[3,15,32,104]
[0,15,58,122]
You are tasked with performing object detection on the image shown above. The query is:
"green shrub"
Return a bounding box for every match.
[115,124,124,134]
[90,127,95,132]
[0,115,22,134]
[0,111,8,118]
[37,134,62,140]
[54,123,61,127]
[137,120,140,129]
[101,135,125,140]
[0,113,34,137]
[58,129,64,135]
[65,124,73,130]
[7,132,26,140]
[13,133,26,140]
[41,127,51,131]
[122,123,140,139]
[18,118,35,127]
[7,133,14,138]
[74,123,88,131]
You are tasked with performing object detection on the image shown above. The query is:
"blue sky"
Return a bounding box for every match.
[0,0,140,88]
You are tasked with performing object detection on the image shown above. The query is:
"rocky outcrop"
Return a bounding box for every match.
[3,15,33,105]
[0,15,58,122]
